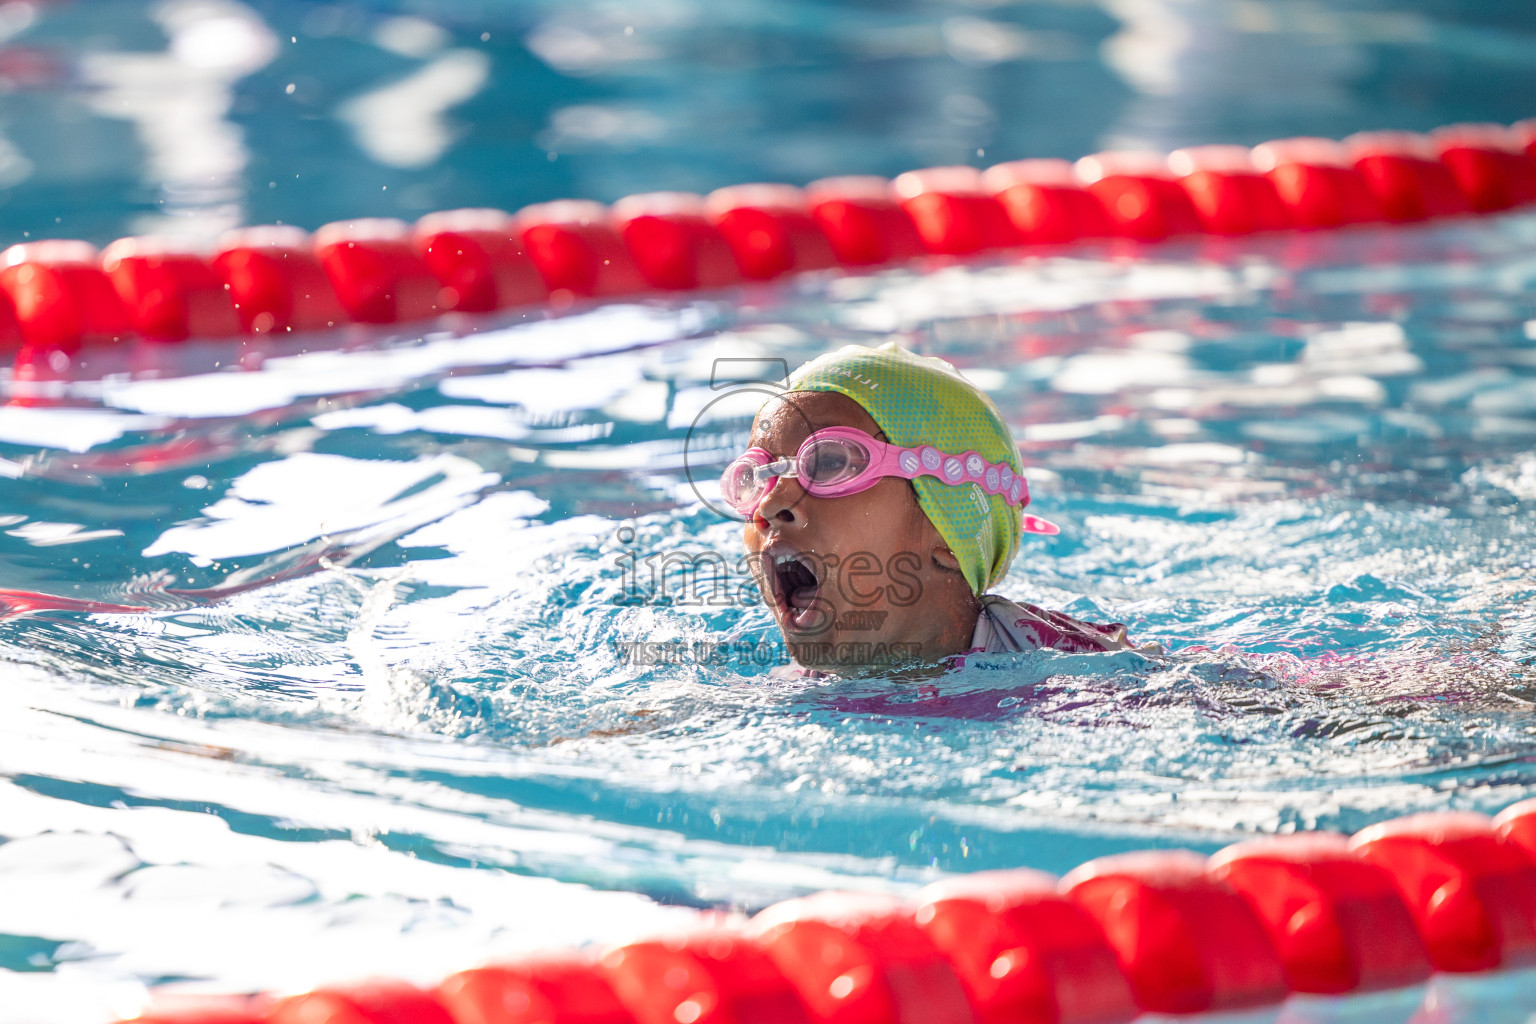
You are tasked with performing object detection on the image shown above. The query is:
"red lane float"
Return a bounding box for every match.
[1075,152,1202,242]
[805,176,926,267]
[1349,811,1536,973]
[601,928,811,1024]
[0,240,132,352]
[1432,123,1536,213]
[100,236,241,342]
[1060,850,1288,1014]
[267,981,456,1024]
[313,219,443,325]
[1252,137,1384,229]
[746,891,976,1024]
[1495,798,1536,857]
[913,868,1135,1024]
[981,160,1111,246]
[437,957,634,1024]
[1344,131,1472,222]
[214,226,347,334]
[893,167,1019,256]
[415,208,547,313]
[707,184,838,281]
[1208,833,1432,994]
[516,200,647,299]
[612,192,741,291]
[1167,146,1291,235]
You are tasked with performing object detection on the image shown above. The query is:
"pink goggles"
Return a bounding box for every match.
[720,426,1059,534]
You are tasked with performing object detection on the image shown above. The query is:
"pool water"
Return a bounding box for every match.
[3,214,1536,1018]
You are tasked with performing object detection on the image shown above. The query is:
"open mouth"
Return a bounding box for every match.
[770,551,822,631]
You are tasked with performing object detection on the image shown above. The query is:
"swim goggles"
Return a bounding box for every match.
[721,426,1055,532]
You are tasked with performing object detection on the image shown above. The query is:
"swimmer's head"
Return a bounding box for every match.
[785,342,1033,593]
[740,342,1042,669]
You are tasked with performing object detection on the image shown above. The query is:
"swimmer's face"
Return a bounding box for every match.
[743,391,980,670]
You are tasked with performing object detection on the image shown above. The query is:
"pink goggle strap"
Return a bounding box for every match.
[869,435,1031,508]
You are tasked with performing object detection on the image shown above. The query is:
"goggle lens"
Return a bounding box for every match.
[720,455,793,516]
[799,436,870,489]
[720,458,764,513]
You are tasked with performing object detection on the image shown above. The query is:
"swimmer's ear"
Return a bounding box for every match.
[931,542,963,574]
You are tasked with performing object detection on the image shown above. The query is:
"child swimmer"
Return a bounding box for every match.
[723,343,1142,672]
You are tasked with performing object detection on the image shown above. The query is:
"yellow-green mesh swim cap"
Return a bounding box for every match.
[786,342,1044,594]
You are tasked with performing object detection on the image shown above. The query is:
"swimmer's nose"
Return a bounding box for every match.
[754,475,804,526]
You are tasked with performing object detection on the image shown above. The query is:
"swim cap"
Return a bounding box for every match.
[785,342,1035,594]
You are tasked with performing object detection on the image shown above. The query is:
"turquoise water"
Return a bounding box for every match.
[3,0,1536,1019]
[3,218,1536,1017]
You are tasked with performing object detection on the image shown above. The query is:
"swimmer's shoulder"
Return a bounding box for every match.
[973,594,1162,655]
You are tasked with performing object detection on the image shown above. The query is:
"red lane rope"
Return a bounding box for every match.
[126,799,1536,1024]
[2,119,1534,363]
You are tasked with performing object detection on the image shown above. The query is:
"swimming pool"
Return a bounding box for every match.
[3,209,1536,1017]
[4,1,1536,1020]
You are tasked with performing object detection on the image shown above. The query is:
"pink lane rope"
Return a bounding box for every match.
[125,800,1536,1024]
[1,120,1534,363]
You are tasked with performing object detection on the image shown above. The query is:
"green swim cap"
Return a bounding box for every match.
[786,342,1028,594]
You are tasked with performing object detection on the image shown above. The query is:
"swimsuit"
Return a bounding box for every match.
[966,594,1147,655]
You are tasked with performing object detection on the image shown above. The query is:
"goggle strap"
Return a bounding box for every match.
[891,444,1031,507]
